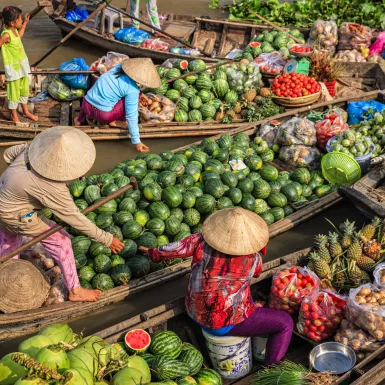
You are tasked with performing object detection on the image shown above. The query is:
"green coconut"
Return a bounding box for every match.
[76,336,119,367]
[38,324,74,344]
[14,377,48,385]
[35,345,70,374]
[111,368,146,385]
[126,356,151,383]
[61,368,94,385]
[18,336,53,358]
[0,353,29,385]
[67,348,99,377]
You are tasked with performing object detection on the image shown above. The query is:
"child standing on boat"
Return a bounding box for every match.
[0,6,38,123]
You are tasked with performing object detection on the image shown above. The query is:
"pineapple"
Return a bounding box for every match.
[243,89,257,102]
[328,232,343,258]
[360,217,381,243]
[233,102,242,114]
[226,110,236,118]
[307,251,318,271]
[260,88,271,98]
[340,219,356,249]
[346,232,362,261]
[356,254,377,273]
[215,111,224,121]
[362,239,382,262]
[309,252,331,279]
[348,260,370,285]
[314,234,331,263]
[240,109,248,119]
[332,256,347,285]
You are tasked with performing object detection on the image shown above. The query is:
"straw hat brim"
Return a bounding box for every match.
[28,126,96,182]
[122,58,161,88]
[0,259,50,313]
[202,208,269,255]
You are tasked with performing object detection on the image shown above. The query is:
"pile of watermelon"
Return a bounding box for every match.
[0,322,221,385]
[147,59,263,123]
[42,132,333,292]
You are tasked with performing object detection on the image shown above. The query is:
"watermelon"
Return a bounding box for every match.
[125,165,147,181]
[119,198,137,214]
[115,176,131,188]
[86,175,99,185]
[106,225,123,241]
[226,187,243,204]
[181,192,196,209]
[214,70,227,80]
[133,210,150,226]
[185,74,198,85]
[152,355,190,381]
[270,207,285,222]
[221,171,237,188]
[110,264,132,285]
[196,76,213,90]
[200,104,216,119]
[92,273,114,291]
[69,180,86,198]
[158,171,177,188]
[245,155,263,171]
[178,377,198,385]
[74,253,87,269]
[175,110,189,123]
[204,159,224,173]
[254,199,269,214]
[283,205,294,216]
[98,174,114,186]
[281,184,299,203]
[120,239,138,259]
[94,254,112,274]
[150,331,183,358]
[75,199,88,211]
[167,68,181,79]
[164,217,182,236]
[157,235,170,247]
[124,189,141,202]
[173,79,188,92]
[124,329,151,354]
[198,89,212,103]
[95,198,117,214]
[216,196,233,210]
[166,89,180,102]
[213,79,229,99]
[143,183,162,202]
[188,109,203,122]
[260,150,275,163]
[260,211,275,225]
[146,218,165,236]
[189,96,202,110]
[170,208,184,222]
[39,208,53,220]
[173,59,188,71]
[204,179,224,199]
[95,213,113,229]
[237,178,254,193]
[110,255,125,267]
[127,255,151,277]
[150,80,169,95]
[182,86,197,98]
[291,168,311,184]
[178,175,195,189]
[183,208,200,226]
[162,187,183,208]
[190,150,208,164]
[72,236,91,254]
[240,192,256,211]
[194,369,222,385]
[267,192,288,208]
[160,150,174,161]
[101,183,119,197]
[224,90,238,104]
[184,164,201,183]
[136,232,158,248]
[188,59,206,72]
[122,220,143,240]
[147,157,163,171]
[167,159,185,175]
[178,348,203,376]
[111,168,124,178]
[260,165,278,182]
[89,241,111,257]
[252,179,271,199]
[195,195,216,214]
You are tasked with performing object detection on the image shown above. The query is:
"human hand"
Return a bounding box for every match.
[139,93,150,107]
[139,246,149,255]
[135,142,150,153]
[23,14,30,25]
[110,237,124,254]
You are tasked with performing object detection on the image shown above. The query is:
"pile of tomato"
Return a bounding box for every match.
[290,45,312,53]
[269,266,319,315]
[272,73,321,98]
[298,291,346,342]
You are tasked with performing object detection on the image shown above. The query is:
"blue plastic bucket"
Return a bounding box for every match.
[326,135,375,175]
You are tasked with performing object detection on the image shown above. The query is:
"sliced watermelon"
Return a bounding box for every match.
[174,59,189,71]
[124,329,151,353]
[249,42,261,48]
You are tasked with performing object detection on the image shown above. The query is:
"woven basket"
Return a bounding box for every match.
[273,91,321,107]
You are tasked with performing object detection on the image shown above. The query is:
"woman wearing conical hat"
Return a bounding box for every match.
[75,58,161,154]
[0,126,124,302]
[140,208,294,366]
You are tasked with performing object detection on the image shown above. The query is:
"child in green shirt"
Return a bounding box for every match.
[0,6,38,123]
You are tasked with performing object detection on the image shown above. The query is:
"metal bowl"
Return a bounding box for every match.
[309,342,356,375]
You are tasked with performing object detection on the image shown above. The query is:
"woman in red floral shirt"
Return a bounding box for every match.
[140,208,293,366]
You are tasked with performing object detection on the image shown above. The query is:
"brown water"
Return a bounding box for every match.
[0,0,229,173]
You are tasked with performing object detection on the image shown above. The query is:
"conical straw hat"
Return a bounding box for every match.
[0,259,50,313]
[202,208,269,255]
[28,126,96,181]
[122,58,161,88]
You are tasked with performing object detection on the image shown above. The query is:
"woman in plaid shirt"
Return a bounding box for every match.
[140,208,293,366]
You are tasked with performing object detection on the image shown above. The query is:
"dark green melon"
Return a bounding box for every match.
[170,208,184,222]
[101,183,119,197]
[69,180,87,198]
[126,255,151,278]
[204,179,224,199]
[158,171,177,188]
[122,220,143,240]
[72,236,92,254]
[143,183,162,202]
[195,195,216,214]
[95,198,117,215]
[119,198,137,214]
[135,232,158,249]
[92,273,114,291]
[113,211,133,226]
[78,266,96,282]
[183,209,200,227]
[94,254,112,274]
[161,187,183,208]
[74,253,87,269]
[120,239,138,259]
[106,225,123,241]
[146,218,166,236]
[225,187,242,204]
[123,189,141,203]
[74,199,88,211]
[95,213,113,229]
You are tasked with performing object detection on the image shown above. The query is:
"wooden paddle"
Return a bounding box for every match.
[0,178,137,264]
[32,0,108,67]
[0,1,51,20]
[106,3,214,58]
[247,9,304,44]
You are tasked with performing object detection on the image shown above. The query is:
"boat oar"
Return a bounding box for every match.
[106,3,214,58]
[247,9,304,44]
[0,177,138,264]
[32,0,108,67]
[0,0,51,20]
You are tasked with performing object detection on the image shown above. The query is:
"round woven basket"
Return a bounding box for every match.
[273,91,321,107]
[0,259,50,313]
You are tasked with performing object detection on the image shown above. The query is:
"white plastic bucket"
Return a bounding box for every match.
[202,329,252,379]
[252,335,268,362]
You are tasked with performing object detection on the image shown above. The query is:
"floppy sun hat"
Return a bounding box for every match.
[202,207,270,255]
[28,126,96,182]
[122,58,161,88]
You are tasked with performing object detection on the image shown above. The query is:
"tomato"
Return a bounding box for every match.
[304,326,309,333]
[325,321,334,329]
[319,316,328,323]
[277,283,285,290]
[309,325,317,332]
[286,290,294,298]
[271,286,278,293]
[313,335,322,342]
[308,332,316,340]
[282,305,290,311]
[297,273,303,279]
[313,319,322,327]
[305,319,311,326]
[302,303,309,312]
[318,325,325,332]
[278,290,285,298]
[282,277,289,285]
[311,311,319,320]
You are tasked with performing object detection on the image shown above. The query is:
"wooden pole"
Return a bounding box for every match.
[0,70,97,75]
[0,178,137,263]
[106,3,213,58]
[29,0,53,19]
[247,9,304,44]
[32,1,108,67]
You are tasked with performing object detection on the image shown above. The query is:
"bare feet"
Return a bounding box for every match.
[23,111,39,121]
[154,31,170,39]
[74,117,81,126]
[109,121,118,127]
[69,285,101,302]
[11,110,20,123]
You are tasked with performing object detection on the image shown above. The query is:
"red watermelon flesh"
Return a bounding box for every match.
[249,42,261,48]
[124,329,151,353]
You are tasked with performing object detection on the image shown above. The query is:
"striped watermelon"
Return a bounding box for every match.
[162,187,183,208]
[176,97,189,112]
[178,348,203,376]
[150,80,169,95]
[178,377,198,385]
[150,331,183,358]
[199,104,216,119]
[196,76,213,90]
[183,208,200,226]
[189,96,202,109]
[173,59,189,71]
[213,70,227,81]
[121,220,143,239]
[173,79,188,91]
[224,90,238,104]
[124,329,151,354]
[166,89,180,102]
[72,236,91,254]
[126,255,151,277]
[175,110,189,122]
[188,110,202,122]
[185,74,198,85]
[157,66,169,78]
[213,79,229,99]
[188,59,206,72]
[69,180,86,198]
[198,89,212,103]
[194,369,222,385]
[195,194,216,213]
[182,86,197,98]
[167,68,181,79]
[152,356,190,381]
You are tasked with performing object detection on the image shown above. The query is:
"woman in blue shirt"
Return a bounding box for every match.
[76,58,160,153]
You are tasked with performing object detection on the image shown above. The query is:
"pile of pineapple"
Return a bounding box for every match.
[307,217,384,292]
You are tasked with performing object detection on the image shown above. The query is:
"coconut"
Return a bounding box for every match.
[18,336,53,358]
[14,377,48,385]
[38,324,73,344]
[76,336,119,367]
[35,346,70,374]
[126,356,151,383]
[61,368,94,385]
[111,368,145,385]
[67,348,99,377]
[0,353,29,385]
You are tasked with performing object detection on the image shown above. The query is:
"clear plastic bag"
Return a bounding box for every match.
[315,110,349,151]
[276,117,317,146]
[334,49,367,62]
[308,20,338,49]
[59,58,90,90]
[254,53,286,75]
[20,243,55,271]
[114,27,150,45]
[370,32,385,55]
[297,290,346,342]
[269,266,320,315]
[142,39,170,52]
[278,145,321,169]
[48,76,85,102]
[373,263,385,288]
[138,93,176,123]
[45,266,62,285]
[96,52,128,74]
[226,62,263,94]
[43,280,68,307]
[334,320,383,353]
[338,23,372,51]
[346,284,385,340]
[256,121,281,146]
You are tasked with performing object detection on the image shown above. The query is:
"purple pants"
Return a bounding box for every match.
[227,307,294,366]
[77,98,125,124]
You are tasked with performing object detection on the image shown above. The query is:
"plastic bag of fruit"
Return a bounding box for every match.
[315,110,349,151]
[256,121,281,146]
[297,289,346,342]
[373,263,385,289]
[138,93,176,123]
[335,319,383,353]
[346,284,385,340]
[254,53,286,76]
[308,20,338,51]
[276,117,317,146]
[334,49,367,63]
[278,145,321,170]
[338,23,372,51]
[95,52,128,74]
[269,266,320,315]
[226,62,263,94]
[142,39,170,52]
